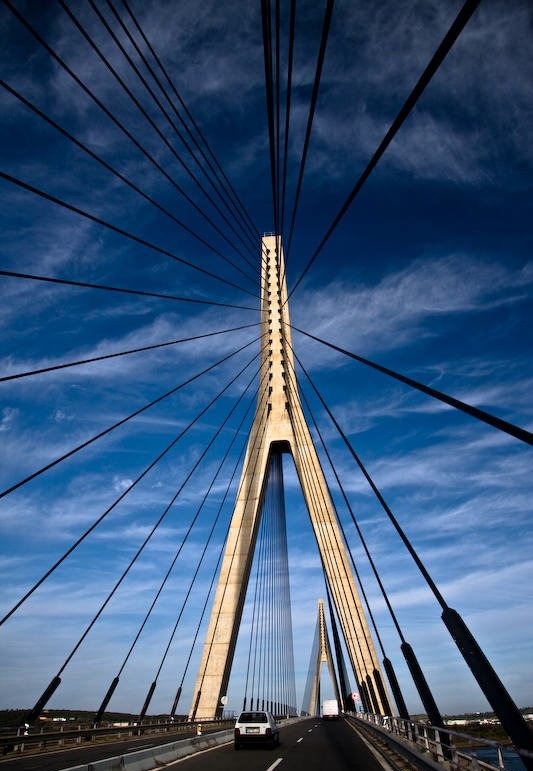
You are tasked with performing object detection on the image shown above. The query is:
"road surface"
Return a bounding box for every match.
[170,718,387,771]
[0,718,389,771]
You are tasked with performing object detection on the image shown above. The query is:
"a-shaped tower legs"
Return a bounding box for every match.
[189,235,390,719]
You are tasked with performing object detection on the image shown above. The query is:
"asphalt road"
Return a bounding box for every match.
[167,718,388,771]
[0,718,388,771]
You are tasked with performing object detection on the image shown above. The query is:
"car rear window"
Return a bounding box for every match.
[238,712,268,723]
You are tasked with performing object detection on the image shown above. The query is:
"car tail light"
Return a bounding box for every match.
[234,728,240,736]
[265,728,272,736]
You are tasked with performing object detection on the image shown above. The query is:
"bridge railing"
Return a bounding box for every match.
[353,712,528,771]
[0,717,234,757]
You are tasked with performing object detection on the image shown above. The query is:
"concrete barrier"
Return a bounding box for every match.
[60,728,234,771]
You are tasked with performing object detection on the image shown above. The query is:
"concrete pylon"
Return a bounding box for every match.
[307,599,341,716]
[189,234,390,720]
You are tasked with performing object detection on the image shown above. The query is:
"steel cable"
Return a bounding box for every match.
[291,325,532,446]
[105,0,260,265]
[298,378,403,647]
[297,378,410,716]
[261,0,279,237]
[147,375,268,693]
[0,335,263,503]
[0,170,260,300]
[252,476,269,709]
[59,349,262,673]
[282,346,371,685]
[242,396,272,711]
[80,0,258,274]
[1,0,259,289]
[24,346,265,721]
[285,0,334,260]
[190,388,271,719]
[290,344,449,610]
[275,0,281,234]
[96,365,265,722]
[280,0,296,239]
[286,357,390,655]
[0,269,257,312]
[0,322,259,383]
[59,0,257,280]
[0,79,257,287]
[288,345,453,722]
[170,383,271,717]
[287,0,482,301]
[0,335,265,630]
[120,0,262,254]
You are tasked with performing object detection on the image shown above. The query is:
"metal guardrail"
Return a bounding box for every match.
[0,718,234,756]
[353,713,528,771]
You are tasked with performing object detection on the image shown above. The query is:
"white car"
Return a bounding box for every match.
[234,710,280,749]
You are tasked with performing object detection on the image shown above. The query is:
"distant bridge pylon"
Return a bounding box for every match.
[305,598,342,717]
[189,234,390,720]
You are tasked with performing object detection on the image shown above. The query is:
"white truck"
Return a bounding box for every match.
[322,699,340,720]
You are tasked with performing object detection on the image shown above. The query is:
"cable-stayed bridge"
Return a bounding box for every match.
[0,1,531,770]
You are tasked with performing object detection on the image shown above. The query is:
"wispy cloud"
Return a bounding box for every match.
[292,253,532,361]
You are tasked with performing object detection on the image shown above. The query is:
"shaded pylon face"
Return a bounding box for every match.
[189,235,391,720]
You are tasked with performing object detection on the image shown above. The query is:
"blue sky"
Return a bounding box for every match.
[0,0,531,719]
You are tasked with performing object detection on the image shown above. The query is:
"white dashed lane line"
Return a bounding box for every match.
[297,737,303,743]
[265,758,284,771]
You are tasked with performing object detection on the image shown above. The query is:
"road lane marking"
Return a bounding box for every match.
[297,737,303,743]
[307,729,313,732]
[265,759,283,771]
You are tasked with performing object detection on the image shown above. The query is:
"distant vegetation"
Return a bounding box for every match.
[447,710,533,746]
[449,709,533,721]
[0,709,187,729]
[457,723,510,744]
